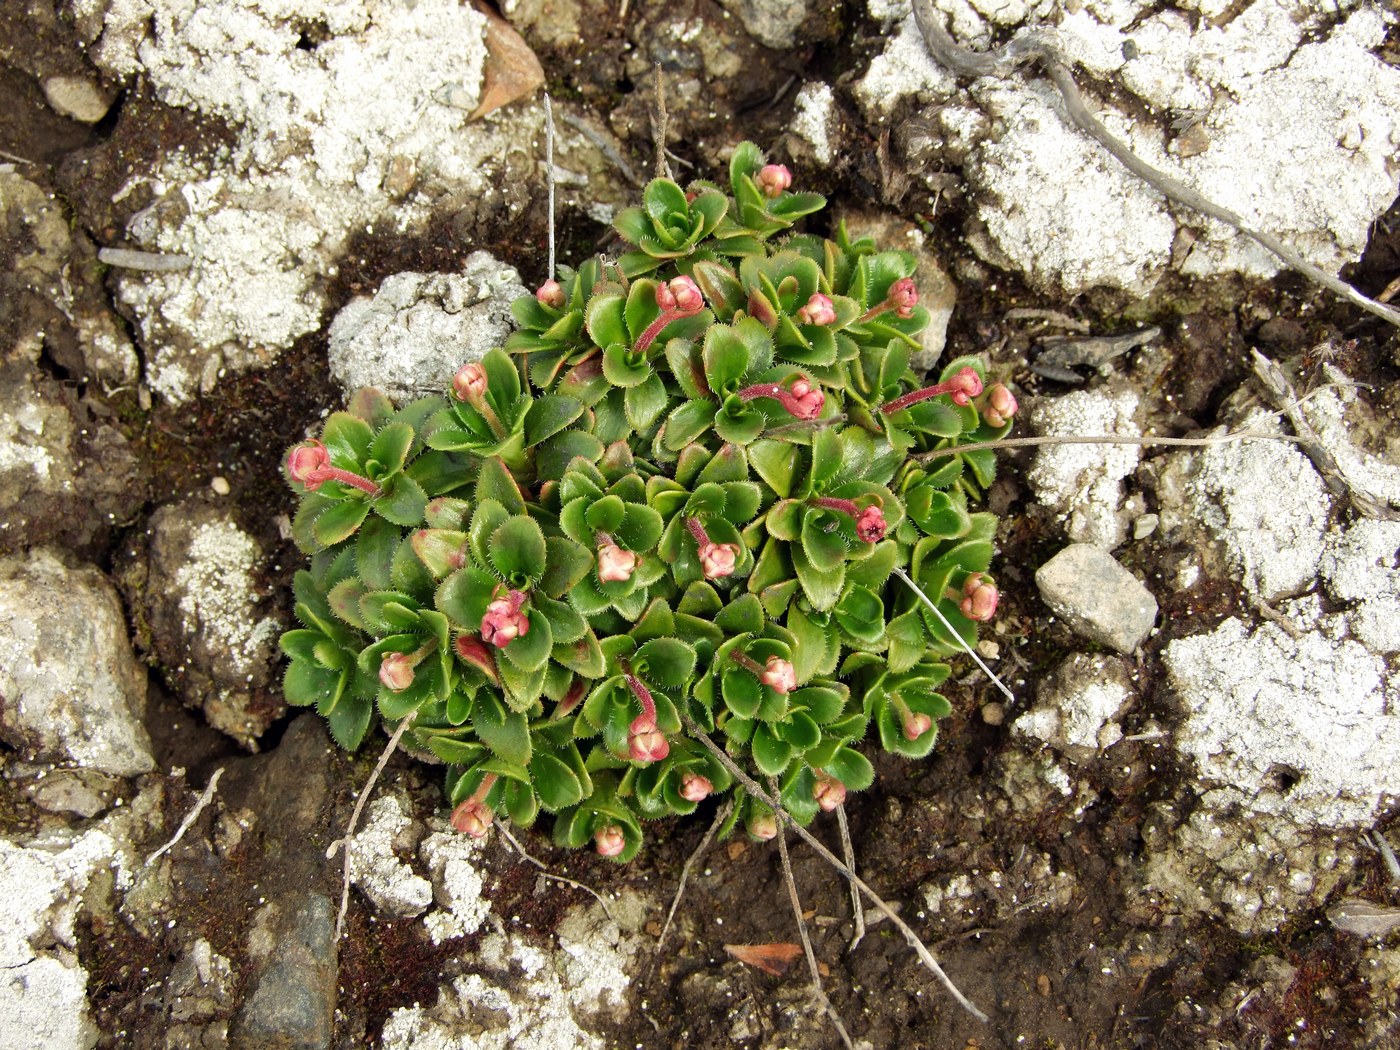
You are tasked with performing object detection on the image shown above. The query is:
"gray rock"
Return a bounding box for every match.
[0,549,154,777]
[232,895,336,1050]
[717,0,809,49]
[42,75,116,123]
[120,500,283,748]
[347,795,432,919]
[326,254,528,403]
[1035,544,1158,654]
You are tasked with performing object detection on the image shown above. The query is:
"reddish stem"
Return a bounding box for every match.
[624,674,658,731]
[685,516,712,547]
[736,383,804,417]
[730,650,765,676]
[470,772,498,803]
[304,466,382,496]
[879,367,984,416]
[809,496,860,518]
[635,304,702,355]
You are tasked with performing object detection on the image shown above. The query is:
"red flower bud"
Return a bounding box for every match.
[903,710,933,741]
[855,505,887,543]
[535,278,565,309]
[596,542,637,583]
[595,824,626,857]
[378,652,417,692]
[888,277,918,318]
[795,293,836,326]
[679,772,713,802]
[759,656,797,695]
[960,573,998,622]
[748,812,778,841]
[627,720,670,763]
[452,362,489,402]
[756,163,793,198]
[668,275,704,314]
[287,440,332,489]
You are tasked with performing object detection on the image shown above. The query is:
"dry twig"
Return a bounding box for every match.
[496,822,617,925]
[327,712,418,940]
[836,804,866,951]
[656,799,732,954]
[679,710,990,1023]
[144,767,224,868]
[769,776,854,1050]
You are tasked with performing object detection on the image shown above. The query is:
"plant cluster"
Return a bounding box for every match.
[280,143,1018,860]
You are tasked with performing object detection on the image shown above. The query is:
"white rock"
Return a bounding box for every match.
[419,828,492,943]
[41,75,114,123]
[1186,415,1331,601]
[348,796,432,919]
[380,892,648,1050]
[857,0,1400,297]
[1320,518,1400,654]
[1026,385,1142,549]
[327,254,528,402]
[1035,543,1158,653]
[1165,616,1400,828]
[0,550,154,777]
[0,956,96,1050]
[1014,652,1132,760]
[790,82,837,166]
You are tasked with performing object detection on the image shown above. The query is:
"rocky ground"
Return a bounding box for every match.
[2,0,1399,1047]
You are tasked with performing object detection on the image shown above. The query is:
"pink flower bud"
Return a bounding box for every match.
[795,293,836,326]
[960,573,999,622]
[756,163,792,198]
[287,440,332,489]
[855,505,887,543]
[628,719,670,763]
[535,278,565,309]
[450,798,494,838]
[946,367,983,407]
[759,656,797,695]
[596,542,637,584]
[481,592,530,648]
[903,710,933,741]
[667,275,704,314]
[679,772,713,802]
[452,362,489,402]
[698,541,739,580]
[595,825,626,857]
[378,652,417,692]
[813,774,847,812]
[889,277,918,318]
[788,376,826,420]
[983,383,1019,427]
[748,812,778,841]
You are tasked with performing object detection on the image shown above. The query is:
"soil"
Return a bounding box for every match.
[3,2,1398,1049]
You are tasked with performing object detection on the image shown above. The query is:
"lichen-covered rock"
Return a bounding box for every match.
[859,0,1400,298]
[1013,652,1133,761]
[120,500,283,748]
[380,891,649,1050]
[0,550,154,777]
[1026,385,1142,550]
[1164,614,1399,829]
[327,255,528,402]
[347,794,432,919]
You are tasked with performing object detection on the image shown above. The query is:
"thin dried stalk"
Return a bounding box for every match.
[656,799,732,954]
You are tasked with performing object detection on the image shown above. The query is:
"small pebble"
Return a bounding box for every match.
[981,702,1006,726]
[1036,974,1052,996]
[1133,513,1159,540]
[210,476,231,495]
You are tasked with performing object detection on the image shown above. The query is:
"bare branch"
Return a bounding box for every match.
[836,804,866,952]
[657,800,732,954]
[144,768,224,868]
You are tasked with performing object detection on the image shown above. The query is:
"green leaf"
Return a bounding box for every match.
[801,511,849,573]
[823,746,875,791]
[325,693,375,751]
[489,516,548,583]
[541,536,593,598]
[284,660,344,710]
[702,325,751,396]
[435,565,499,631]
[473,692,532,766]
[662,400,716,452]
[374,474,428,527]
[476,457,526,515]
[749,439,798,499]
[524,395,585,447]
[751,724,794,776]
[792,541,845,612]
[586,294,628,349]
[369,422,414,475]
[321,412,375,467]
[633,638,697,689]
[356,514,400,590]
[729,141,765,196]
[714,593,765,635]
[722,670,763,719]
[532,753,585,810]
[314,499,371,548]
[554,629,606,677]
[625,374,669,431]
[644,178,689,222]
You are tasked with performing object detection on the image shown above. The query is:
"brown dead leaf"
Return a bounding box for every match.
[468,4,544,120]
[724,942,803,976]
